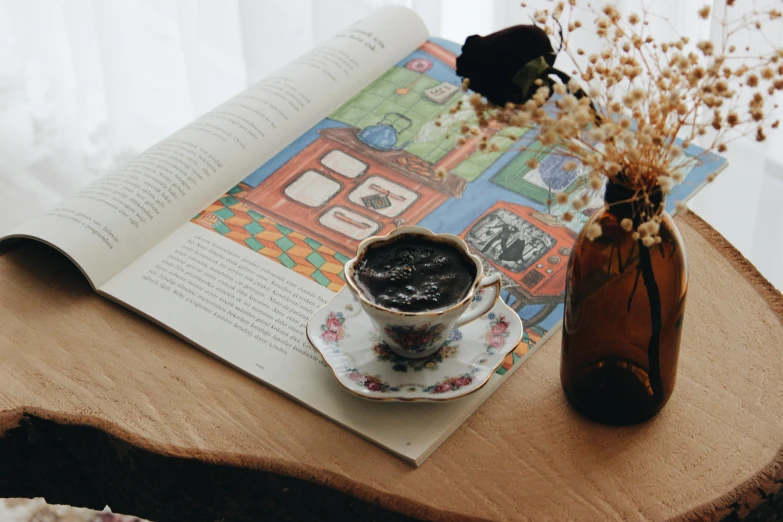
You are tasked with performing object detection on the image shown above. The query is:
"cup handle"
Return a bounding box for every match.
[456,273,502,327]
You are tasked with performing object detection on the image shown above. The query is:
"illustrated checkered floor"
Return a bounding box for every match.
[194,185,536,369]
[192,185,351,292]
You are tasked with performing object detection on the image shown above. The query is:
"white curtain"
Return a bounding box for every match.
[1,0,781,288]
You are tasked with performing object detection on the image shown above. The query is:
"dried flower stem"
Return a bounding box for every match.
[638,239,664,399]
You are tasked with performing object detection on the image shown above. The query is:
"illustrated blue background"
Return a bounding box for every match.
[237,37,727,339]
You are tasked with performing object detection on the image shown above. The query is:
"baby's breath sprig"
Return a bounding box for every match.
[452,1,782,246]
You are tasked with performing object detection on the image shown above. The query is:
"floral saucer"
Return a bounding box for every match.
[306,286,523,402]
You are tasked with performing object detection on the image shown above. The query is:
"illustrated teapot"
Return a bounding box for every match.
[357,113,413,152]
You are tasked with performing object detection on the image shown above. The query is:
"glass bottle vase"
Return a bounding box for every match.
[560,187,688,424]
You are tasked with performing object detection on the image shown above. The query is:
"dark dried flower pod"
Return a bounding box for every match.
[456,25,557,106]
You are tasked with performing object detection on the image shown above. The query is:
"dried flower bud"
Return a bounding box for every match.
[527,158,539,169]
[698,5,711,19]
[726,112,739,126]
[697,40,714,56]
[605,162,622,175]
[585,223,602,241]
[657,175,674,194]
[642,236,655,247]
[620,218,633,232]
[510,112,531,126]
[533,86,551,105]
[540,132,556,146]
[644,219,660,235]
[562,211,574,222]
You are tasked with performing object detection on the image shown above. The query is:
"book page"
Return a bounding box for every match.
[101,221,510,464]
[100,36,728,464]
[1,6,428,288]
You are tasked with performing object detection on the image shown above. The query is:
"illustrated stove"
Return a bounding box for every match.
[241,127,466,257]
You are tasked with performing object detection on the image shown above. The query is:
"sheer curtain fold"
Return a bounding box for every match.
[0,0,780,287]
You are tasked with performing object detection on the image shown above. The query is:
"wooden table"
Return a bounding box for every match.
[1,213,782,521]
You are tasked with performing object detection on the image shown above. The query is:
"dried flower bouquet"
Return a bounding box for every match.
[448,0,782,241]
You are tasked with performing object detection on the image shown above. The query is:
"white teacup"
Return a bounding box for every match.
[344,226,501,359]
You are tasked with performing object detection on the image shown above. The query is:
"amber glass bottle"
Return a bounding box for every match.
[560,182,688,424]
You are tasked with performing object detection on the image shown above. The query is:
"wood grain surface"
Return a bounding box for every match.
[1,212,782,521]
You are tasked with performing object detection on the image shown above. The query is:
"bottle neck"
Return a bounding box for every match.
[604,180,663,226]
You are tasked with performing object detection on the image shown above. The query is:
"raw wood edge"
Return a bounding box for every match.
[676,211,783,522]
[0,406,487,522]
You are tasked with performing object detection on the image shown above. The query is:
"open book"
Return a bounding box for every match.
[0,6,726,466]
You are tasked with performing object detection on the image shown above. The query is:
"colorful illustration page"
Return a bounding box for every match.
[192,38,727,370]
[102,36,727,464]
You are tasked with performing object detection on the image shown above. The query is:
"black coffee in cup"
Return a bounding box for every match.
[353,235,477,313]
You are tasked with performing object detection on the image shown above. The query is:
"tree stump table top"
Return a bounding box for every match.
[1,213,782,521]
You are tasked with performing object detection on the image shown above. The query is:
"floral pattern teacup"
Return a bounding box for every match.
[344,226,501,359]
